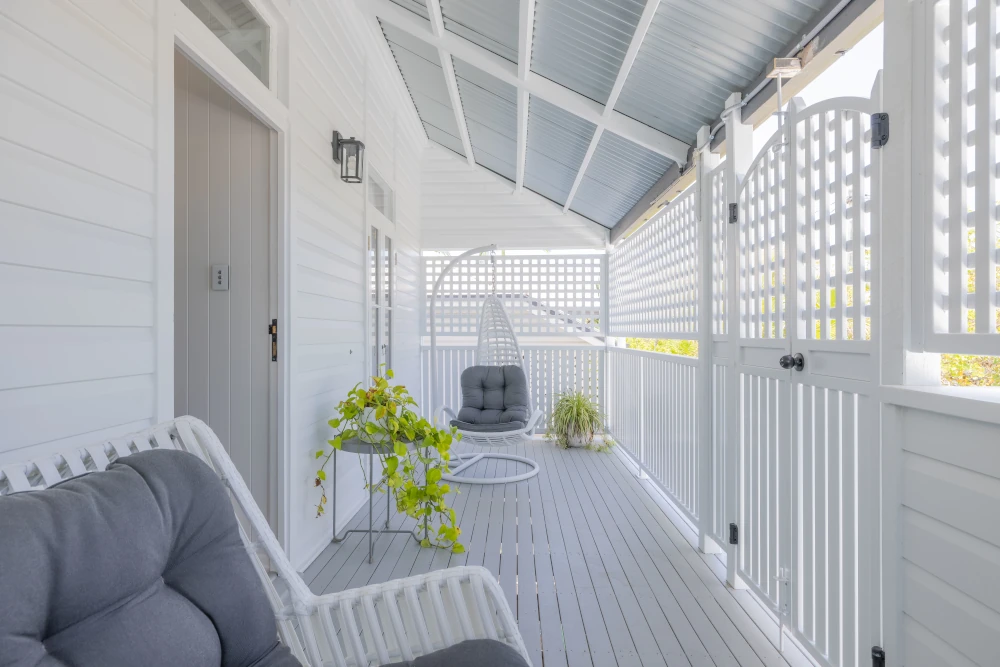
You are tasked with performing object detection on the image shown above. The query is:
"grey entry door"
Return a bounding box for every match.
[174,50,275,532]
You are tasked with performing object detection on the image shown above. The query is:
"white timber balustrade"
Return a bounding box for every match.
[605,77,887,666]
[606,347,700,523]
[420,345,603,431]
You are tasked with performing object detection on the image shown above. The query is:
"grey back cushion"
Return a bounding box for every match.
[0,449,300,667]
[455,365,530,427]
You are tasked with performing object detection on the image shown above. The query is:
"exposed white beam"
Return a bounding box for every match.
[562,128,603,213]
[563,0,662,212]
[426,0,476,165]
[514,0,536,192]
[366,0,689,164]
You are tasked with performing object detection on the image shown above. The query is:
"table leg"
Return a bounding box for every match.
[368,450,374,564]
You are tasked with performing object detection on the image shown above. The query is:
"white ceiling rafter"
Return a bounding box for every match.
[514,0,536,193]
[426,0,476,166]
[562,0,663,213]
[364,0,689,167]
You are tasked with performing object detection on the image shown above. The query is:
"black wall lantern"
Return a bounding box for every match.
[332,131,365,184]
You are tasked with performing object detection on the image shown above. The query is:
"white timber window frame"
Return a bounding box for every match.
[367,166,396,378]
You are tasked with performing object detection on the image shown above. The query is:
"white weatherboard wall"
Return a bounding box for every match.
[0,0,425,570]
[422,145,608,250]
[0,0,158,459]
[288,0,425,568]
[882,394,1000,667]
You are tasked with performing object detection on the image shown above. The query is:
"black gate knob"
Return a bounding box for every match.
[779,353,804,371]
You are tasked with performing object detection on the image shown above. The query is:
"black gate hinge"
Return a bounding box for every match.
[872,646,885,667]
[871,113,889,148]
[269,319,278,362]
[728,203,739,224]
[729,522,739,545]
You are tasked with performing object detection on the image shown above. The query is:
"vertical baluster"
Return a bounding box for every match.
[820,112,831,339]
[949,0,969,332]
[975,0,998,332]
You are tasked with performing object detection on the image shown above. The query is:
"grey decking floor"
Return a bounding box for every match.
[302,440,814,667]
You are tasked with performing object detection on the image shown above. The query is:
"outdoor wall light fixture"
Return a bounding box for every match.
[332,131,365,184]
[767,57,802,144]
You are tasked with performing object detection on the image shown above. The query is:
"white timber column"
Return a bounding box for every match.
[880,1,928,661]
[722,91,752,589]
[514,0,535,192]
[696,125,720,555]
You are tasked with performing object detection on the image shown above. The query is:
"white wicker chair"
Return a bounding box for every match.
[0,416,530,667]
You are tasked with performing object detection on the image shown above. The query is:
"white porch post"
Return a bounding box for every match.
[696,125,721,555]
[723,91,752,589]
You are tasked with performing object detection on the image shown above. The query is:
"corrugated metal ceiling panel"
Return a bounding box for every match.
[440,0,519,63]
[523,96,596,207]
[454,58,518,181]
[390,0,429,20]
[614,0,826,142]
[380,21,466,158]
[530,0,645,105]
[570,131,673,227]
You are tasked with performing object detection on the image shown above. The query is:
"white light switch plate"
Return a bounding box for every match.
[211,264,229,291]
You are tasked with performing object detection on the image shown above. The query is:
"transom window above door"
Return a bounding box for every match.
[181,0,270,85]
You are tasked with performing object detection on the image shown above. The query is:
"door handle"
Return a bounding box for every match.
[779,353,804,371]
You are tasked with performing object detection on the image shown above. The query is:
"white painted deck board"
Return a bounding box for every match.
[305,440,799,666]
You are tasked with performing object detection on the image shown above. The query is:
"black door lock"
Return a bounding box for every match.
[779,352,804,371]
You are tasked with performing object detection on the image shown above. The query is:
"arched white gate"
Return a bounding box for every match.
[729,79,883,667]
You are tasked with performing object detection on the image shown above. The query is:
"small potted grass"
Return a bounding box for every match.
[549,391,613,451]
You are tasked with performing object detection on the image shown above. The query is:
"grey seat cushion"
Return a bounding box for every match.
[385,639,529,667]
[0,449,300,667]
[452,365,530,430]
[449,420,526,433]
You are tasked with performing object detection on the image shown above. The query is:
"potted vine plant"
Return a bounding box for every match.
[549,391,614,451]
[314,369,464,553]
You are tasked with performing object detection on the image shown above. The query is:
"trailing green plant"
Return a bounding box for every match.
[314,369,464,553]
[548,391,614,451]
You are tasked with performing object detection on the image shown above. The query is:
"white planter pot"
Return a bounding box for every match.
[564,432,592,448]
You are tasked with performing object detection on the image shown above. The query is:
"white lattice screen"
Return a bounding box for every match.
[739,136,789,340]
[710,162,728,337]
[609,187,699,338]
[796,107,875,342]
[928,0,1000,350]
[424,254,604,336]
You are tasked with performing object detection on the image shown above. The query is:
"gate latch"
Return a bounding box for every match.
[728,203,739,224]
[871,646,885,667]
[728,523,739,545]
[871,113,889,149]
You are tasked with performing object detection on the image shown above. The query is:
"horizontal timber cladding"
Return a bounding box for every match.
[608,186,699,339]
[423,253,605,336]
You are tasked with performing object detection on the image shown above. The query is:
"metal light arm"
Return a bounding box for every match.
[429,244,498,422]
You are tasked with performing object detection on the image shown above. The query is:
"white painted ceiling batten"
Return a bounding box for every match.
[365,0,691,164]
[426,0,476,165]
[562,0,662,212]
